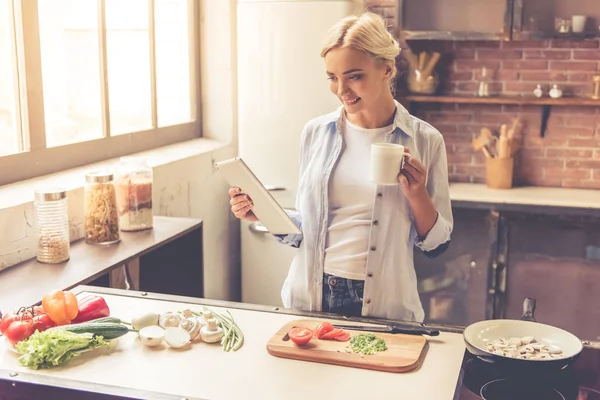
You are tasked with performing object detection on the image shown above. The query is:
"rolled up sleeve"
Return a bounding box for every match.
[273,209,303,248]
[415,136,453,256]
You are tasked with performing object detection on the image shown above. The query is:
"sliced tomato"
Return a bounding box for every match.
[314,322,334,339]
[289,327,313,346]
[334,332,351,342]
[321,328,345,340]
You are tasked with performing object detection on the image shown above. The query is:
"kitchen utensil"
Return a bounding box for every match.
[267,319,429,373]
[418,52,427,71]
[463,298,584,373]
[406,51,441,95]
[508,118,522,156]
[507,118,521,140]
[485,157,514,189]
[472,128,495,158]
[421,51,441,79]
[331,323,440,336]
[497,124,510,158]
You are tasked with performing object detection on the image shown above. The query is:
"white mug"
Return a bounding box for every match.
[572,15,587,33]
[370,143,407,186]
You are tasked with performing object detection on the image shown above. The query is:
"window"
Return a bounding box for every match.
[0,0,21,158]
[0,0,200,186]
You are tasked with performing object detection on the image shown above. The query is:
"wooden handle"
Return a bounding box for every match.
[405,51,420,71]
[481,127,494,140]
[498,137,510,158]
[508,118,521,140]
[418,52,427,71]
[472,135,488,150]
[481,146,492,158]
[421,52,441,78]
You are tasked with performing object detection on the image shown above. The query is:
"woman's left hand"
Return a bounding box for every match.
[398,148,428,200]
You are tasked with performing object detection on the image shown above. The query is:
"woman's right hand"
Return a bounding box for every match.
[228,187,258,221]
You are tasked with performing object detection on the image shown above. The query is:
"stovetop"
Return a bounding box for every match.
[456,344,600,400]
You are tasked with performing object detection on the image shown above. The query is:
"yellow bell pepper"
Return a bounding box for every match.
[42,290,79,325]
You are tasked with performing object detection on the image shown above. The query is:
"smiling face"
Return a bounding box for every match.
[324,46,393,115]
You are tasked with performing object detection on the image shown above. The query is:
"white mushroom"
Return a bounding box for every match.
[509,337,522,346]
[486,336,564,360]
[521,336,534,344]
[179,317,201,341]
[159,312,181,329]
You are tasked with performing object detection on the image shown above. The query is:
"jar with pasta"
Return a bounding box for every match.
[84,171,120,245]
[115,156,153,231]
[34,188,70,263]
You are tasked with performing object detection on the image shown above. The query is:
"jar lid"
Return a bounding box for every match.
[85,171,114,183]
[34,188,67,202]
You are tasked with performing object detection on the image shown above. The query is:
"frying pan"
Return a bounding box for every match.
[463,298,584,373]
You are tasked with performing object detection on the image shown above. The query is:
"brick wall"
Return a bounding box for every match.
[365,1,600,189]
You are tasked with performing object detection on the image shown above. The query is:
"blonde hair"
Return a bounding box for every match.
[320,12,401,80]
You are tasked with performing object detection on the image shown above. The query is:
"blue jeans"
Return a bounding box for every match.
[322,274,365,317]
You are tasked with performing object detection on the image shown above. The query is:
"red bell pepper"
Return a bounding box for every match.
[71,295,110,323]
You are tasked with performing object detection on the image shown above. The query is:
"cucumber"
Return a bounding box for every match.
[52,322,130,340]
[88,317,123,324]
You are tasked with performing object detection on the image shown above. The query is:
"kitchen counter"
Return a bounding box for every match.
[2,286,599,399]
[449,183,600,216]
[0,216,204,310]
[0,286,466,400]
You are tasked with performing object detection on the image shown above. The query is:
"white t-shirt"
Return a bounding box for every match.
[323,116,395,281]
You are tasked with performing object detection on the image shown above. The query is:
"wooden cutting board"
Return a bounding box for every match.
[266,319,429,373]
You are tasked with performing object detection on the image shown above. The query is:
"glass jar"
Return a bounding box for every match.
[115,156,153,231]
[84,171,121,245]
[34,188,70,264]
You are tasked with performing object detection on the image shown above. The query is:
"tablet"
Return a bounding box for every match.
[214,157,301,235]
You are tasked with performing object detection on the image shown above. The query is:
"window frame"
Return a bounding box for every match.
[0,0,202,187]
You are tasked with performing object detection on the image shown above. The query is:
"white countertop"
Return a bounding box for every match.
[449,183,600,210]
[0,291,467,400]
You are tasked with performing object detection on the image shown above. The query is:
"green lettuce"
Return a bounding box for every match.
[15,329,110,369]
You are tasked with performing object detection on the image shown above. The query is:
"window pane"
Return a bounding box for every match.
[155,0,192,127]
[0,0,20,157]
[38,0,103,148]
[105,0,152,135]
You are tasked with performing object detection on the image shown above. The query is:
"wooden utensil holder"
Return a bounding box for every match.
[486,157,514,189]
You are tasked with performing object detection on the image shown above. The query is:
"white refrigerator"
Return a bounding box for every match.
[237,0,356,306]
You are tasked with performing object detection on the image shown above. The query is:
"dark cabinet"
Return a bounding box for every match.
[503,213,600,342]
[415,208,493,326]
[397,0,600,41]
[415,206,600,342]
[398,0,512,40]
[512,0,600,40]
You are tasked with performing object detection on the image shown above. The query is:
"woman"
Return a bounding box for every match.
[229,12,453,322]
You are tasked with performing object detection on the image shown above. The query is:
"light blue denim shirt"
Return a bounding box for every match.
[276,100,453,322]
